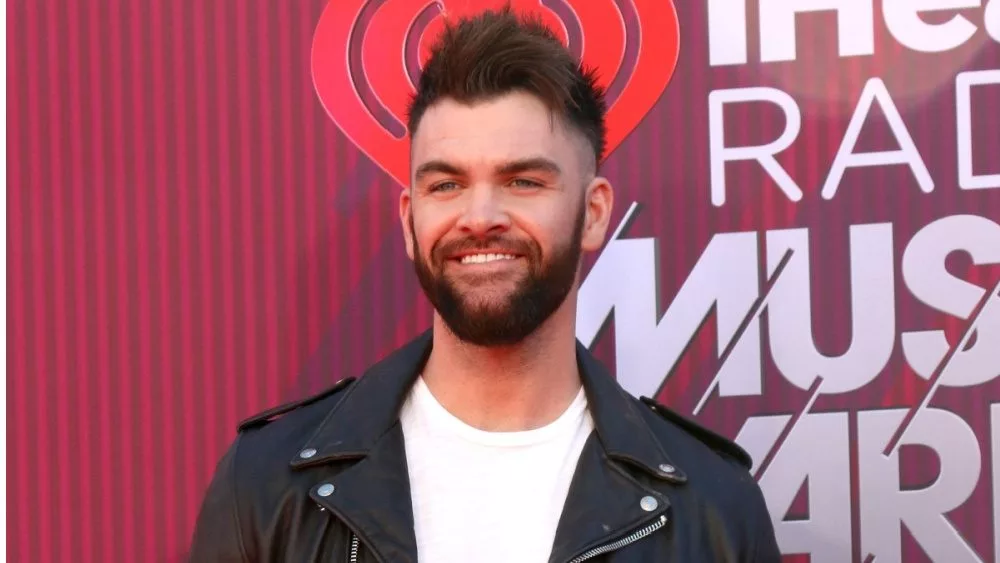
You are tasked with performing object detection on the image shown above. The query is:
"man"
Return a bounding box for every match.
[189,7,780,562]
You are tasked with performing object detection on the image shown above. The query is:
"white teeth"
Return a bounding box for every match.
[459,253,517,264]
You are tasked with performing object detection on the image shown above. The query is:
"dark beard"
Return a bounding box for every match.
[411,207,585,347]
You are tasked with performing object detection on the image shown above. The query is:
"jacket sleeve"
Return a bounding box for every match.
[188,436,252,563]
[748,481,781,563]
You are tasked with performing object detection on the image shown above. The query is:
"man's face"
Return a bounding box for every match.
[401,91,612,346]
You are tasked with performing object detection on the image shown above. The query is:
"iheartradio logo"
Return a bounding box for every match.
[311,0,681,187]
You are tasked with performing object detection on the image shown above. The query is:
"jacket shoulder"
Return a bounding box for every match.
[236,377,357,432]
[639,396,753,471]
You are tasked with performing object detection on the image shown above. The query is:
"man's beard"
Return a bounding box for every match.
[411,207,585,347]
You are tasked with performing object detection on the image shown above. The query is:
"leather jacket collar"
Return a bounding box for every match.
[289,330,690,563]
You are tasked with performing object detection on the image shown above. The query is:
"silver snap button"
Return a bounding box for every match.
[640,496,658,512]
[317,483,335,497]
[658,463,675,474]
[299,448,317,459]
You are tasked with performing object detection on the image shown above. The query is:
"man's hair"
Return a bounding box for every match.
[407,6,607,167]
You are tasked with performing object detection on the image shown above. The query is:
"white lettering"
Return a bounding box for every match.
[582,216,999,395]
[758,0,875,62]
[710,0,998,65]
[706,0,748,66]
[884,0,982,52]
[577,229,761,398]
[901,215,1000,388]
[956,69,1000,190]
[709,87,803,207]
[859,408,982,562]
[765,224,895,393]
[735,413,852,563]
[822,78,934,199]
[987,0,1000,39]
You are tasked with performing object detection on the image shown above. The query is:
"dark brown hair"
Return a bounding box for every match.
[407,6,607,167]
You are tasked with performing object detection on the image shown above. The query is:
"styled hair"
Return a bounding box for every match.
[407,6,607,166]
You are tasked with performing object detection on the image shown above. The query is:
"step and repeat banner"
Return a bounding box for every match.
[8,1,999,561]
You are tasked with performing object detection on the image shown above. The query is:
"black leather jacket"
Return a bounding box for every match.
[189,331,780,562]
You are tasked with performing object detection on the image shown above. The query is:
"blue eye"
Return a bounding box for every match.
[431,181,460,192]
[511,178,543,188]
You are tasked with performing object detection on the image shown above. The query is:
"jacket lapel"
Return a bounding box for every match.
[309,423,418,563]
[293,331,433,563]
[290,331,688,563]
[546,343,689,563]
[546,436,670,563]
[575,342,687,485]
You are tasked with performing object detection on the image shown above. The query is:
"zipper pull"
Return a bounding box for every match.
[567,514,669,563]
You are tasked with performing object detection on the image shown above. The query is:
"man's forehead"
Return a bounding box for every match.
[410,95,587,172]
[413,131,559,168]
[416,99,561,143]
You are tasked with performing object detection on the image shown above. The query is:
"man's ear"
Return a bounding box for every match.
[581,176,614,252]
[399,188,415,261]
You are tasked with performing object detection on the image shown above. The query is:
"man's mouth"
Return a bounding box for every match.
[456,253,520,265]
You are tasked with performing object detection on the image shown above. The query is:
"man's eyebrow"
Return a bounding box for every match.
[414,160,465,181]
[496,157,562,176]
[413,157,562,182]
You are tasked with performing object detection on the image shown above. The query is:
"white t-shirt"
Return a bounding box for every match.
[399,376,595,563]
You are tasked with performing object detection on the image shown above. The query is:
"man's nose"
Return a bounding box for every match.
[455,185,511,237]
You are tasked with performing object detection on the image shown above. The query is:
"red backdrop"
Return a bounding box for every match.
[7,1,1000,561]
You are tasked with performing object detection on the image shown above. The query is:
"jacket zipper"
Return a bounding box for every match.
[348,514,666,563]
[349,533,360,563]
[566,514,668,563]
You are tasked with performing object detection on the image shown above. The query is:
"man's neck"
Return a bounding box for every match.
[419,304,583,433]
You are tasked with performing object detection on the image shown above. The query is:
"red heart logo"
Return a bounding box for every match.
[311,0,680,187]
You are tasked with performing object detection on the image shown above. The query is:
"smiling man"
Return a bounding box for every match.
[189,7,780,563]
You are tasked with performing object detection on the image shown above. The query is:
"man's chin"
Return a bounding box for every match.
[450,301,515,322]
[441,315,536,347]
[447,282,522,304]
